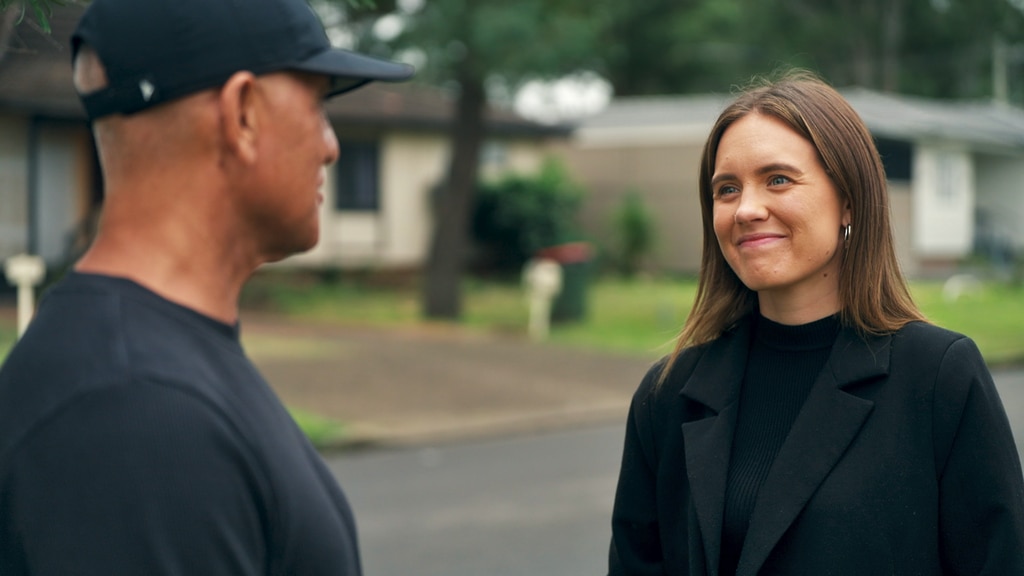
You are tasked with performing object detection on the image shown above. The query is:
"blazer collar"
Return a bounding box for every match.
[679,317,754,412]
[679,315,892,576]
[825,322,892,388]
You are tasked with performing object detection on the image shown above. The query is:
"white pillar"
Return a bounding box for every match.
[4,254,46,338]
[522,259,562,342]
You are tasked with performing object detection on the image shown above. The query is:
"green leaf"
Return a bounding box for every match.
[31,2,49,33]
[1,0,73,34]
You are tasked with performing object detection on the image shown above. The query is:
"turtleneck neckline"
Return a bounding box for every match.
[753,312,840,352]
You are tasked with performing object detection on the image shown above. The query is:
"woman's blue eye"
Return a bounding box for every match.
[769,175,790,186]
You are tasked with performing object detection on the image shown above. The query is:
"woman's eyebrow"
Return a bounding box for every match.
[755,162,803,176]
[711,162,804,188]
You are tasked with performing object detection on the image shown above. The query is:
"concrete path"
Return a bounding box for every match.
[241,313,658,447]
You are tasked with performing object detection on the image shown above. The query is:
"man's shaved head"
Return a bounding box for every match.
[72,44,108,95]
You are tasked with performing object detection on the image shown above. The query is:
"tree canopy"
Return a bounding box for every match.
[11,0,1020,319]
[321,0,1024,320]
[594,0,1024,104]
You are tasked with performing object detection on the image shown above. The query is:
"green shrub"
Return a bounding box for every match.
[609,190,657,278]
[471,158,584,272]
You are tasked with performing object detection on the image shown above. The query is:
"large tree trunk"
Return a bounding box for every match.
[421,65,486,320]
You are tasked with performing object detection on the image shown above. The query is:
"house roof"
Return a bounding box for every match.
[0,4,567,138]
[322,81,570,137]
[573,94,730,147]
[0,5,82,118]
[577,89,1024,151]
[842,88,1024,150]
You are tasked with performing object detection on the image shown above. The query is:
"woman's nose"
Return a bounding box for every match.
[734,187,769,224]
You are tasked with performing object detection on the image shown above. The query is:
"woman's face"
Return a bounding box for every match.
[711,112,850,321]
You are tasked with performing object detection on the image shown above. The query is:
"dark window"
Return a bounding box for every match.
[875,138,912,182]
[335,142,380,211]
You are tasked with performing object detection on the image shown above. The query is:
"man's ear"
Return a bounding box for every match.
[219,71,259,164]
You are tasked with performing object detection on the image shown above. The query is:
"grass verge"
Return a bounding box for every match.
[241,272,1024,366]
[911,281,1024,366]
[289,407,347,449]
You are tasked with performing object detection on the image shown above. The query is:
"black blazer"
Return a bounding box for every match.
[609,318,1024,575]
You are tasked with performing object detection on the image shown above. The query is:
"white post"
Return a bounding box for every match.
[522,258,562,342]
[4,254,46,338]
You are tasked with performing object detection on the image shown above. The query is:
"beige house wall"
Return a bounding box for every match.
[0,113,28,259]
[974,153,1024,251]
[285,132,558,270]
[287,132,445,269]
[480,139,553,181]
[888,183,916,278]
[561,141,705,273]
[563,140,925,277]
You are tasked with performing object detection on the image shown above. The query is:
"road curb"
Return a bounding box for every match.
[315,400,631,453]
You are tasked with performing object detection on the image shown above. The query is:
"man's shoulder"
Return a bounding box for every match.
[0,277,127,432]
[2,273,206,390]
[0,274,258,467]
[15,271,246,373]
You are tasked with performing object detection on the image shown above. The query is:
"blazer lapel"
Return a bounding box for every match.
[680,319,753,575]
[735,326,891,576]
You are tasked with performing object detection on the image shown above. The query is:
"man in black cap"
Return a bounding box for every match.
[0,0,412,574]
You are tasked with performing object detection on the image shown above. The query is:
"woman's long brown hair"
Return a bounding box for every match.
[662,70,925,380]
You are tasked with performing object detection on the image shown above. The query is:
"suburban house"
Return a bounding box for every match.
[0,5,569,274]
[561,89,1024,277]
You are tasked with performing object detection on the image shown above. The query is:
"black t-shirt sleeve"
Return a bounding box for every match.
[1,382,270,576]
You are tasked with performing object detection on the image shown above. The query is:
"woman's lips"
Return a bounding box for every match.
[737,233,784,248]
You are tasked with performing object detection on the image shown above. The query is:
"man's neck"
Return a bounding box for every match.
[75,228,256,325]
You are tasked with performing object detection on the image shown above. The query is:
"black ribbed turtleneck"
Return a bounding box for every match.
[719,313,840,576]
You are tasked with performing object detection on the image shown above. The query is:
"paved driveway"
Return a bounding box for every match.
[243,315,656,445]
[243,313,1024,459]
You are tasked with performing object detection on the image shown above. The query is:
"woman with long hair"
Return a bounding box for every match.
[608,71,1024,575]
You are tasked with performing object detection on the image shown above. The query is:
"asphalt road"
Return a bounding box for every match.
[327,423,623,576]
[327,369,1024,576]
[997,369,1024,459]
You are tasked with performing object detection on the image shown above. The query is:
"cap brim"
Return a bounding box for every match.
[293,48,415,97]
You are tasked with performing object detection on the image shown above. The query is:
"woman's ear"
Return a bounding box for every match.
[219,71,259,164]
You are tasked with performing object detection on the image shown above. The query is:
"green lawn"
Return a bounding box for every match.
[4,276,1024,365]
[242,273,694,358]
[241,273,1024,365]
[911,281,1024,366]
[289,407,347,449]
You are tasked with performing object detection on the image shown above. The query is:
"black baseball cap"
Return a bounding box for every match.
[71,0,415,120]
